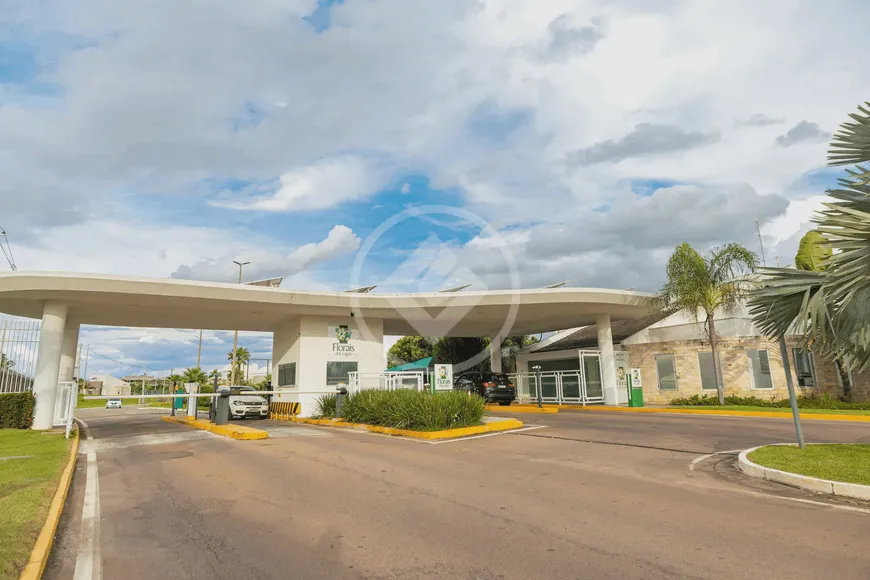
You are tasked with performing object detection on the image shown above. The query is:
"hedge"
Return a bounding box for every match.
[669,393,870,410]
[0,392,36,429]
[339,389,486,432]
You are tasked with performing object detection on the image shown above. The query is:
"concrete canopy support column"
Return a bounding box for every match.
[58,320,80,383]
[32,301,68,430]
[490,335,502,373]
[596,313,619,406]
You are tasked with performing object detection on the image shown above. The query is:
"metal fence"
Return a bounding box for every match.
[0,319,40,393]
[347,371,426,393]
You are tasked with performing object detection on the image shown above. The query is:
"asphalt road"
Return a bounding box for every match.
[46,407,870,580]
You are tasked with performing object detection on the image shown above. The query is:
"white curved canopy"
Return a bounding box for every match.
[0,271,657,336]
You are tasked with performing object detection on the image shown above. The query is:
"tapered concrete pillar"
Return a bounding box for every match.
[32,301,68,430]
[597,313,619,406]
[490,335,502,373]
[58,320,80,382]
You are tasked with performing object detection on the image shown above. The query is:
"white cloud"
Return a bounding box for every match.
[211,156,392,212]
[172,224,361,282]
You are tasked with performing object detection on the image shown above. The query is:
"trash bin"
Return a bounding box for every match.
[335,386,348,418]
[214,386,231,425]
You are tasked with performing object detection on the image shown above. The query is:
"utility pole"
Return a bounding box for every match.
[82,345,90,385]
[141,368,147,403]
[197,329,203,368]
[230,260,250,386]
[755,219,767,267]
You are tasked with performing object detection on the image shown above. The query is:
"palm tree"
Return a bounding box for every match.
[227,346,251,383]
[660,242,758,404]
[208,368,221,385]
[167,373,183,385]
[182,366,209,387]
[749,101,870,379]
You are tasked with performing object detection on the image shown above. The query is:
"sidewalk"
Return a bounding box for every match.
[564,405,870,422]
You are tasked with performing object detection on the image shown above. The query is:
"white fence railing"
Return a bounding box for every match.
[508,369,605,405]
[0,319,40,393]
[347,371,426,394]
[54,381,77,436]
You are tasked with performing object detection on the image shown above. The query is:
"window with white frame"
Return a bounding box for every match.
[655,354,678,390]
[792,348,816,387]
[697,352,718,390]
[747,349,773,389]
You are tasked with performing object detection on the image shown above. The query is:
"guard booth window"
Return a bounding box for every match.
[697,352,718,390]
[278,362,296,387]
[327,361,358,386]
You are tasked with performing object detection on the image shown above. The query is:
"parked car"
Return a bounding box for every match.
[210,386,269,420]
[106,398,122,409]
[453,372,515,406]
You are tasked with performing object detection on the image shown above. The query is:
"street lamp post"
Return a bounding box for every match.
[230,260,250,386]
[532,365,542,409]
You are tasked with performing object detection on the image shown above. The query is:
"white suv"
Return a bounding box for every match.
[212,386,269,420]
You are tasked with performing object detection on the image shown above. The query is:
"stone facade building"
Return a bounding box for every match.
[516,306,868,404]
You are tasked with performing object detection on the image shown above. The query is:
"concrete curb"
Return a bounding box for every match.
[567,405,870,422]
[19,423,81,580]
[161,416,268,440]
[738,445,870,501]
[291,417,525,440]
[484,404,558,414]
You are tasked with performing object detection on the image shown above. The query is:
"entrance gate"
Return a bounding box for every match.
[510,351,605,405]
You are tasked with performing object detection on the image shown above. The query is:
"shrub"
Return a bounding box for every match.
[0,392,36,428]
[314,393,337,418]
[669,392,870,410]
[341,389,486,431]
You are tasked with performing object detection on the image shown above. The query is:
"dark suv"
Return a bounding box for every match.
[453,372,515,406]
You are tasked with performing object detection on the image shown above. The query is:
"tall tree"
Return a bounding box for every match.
[660,242,758,404]
[387,336,435,368]
[795,230,833,271]
[208,368,221,384]
[750,101,870,382]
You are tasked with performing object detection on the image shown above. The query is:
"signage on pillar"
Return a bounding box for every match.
[328,324,359,359]
[434,364,453,390]
[614,352,629,390]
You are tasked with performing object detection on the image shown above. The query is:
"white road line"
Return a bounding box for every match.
[427,425,549,444]
[688,449,744,472]
[734,487,870,515]
[73,450,102,580]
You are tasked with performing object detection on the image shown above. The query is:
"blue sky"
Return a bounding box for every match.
[2,0,867,377]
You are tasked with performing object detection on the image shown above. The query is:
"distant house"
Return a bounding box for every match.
[516,305,869,404]
[91,374,132,396]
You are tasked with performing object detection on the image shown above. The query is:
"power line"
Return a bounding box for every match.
[0,226,17,271]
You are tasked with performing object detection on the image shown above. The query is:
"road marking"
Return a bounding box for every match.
[688,449,744,472]
[427,425,549,444]
[73,450,102,580]
[733,487,870,515]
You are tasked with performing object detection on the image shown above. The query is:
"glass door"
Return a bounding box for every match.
[582,354,603,400]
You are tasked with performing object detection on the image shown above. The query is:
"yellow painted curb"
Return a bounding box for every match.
[162,415,269,440]
[291,417,525,440]
[484,404,558,414]
[19,424,80,580]
[564,405,870,422]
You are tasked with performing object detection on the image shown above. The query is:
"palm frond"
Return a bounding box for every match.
[707,243,759,285]
[828,101,870,167]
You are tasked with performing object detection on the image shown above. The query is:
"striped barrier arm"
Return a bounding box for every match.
[269,401,300,420]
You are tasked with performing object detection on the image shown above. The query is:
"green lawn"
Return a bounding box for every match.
[0,429,72,580]
[665,405,870,416]
[748,444,870,485]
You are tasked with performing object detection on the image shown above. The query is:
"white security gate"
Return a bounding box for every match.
[510,351,605,405]
[53,381,77,434]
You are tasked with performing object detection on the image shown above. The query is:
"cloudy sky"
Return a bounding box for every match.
[1,0,866,378]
